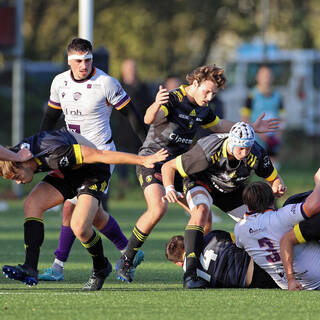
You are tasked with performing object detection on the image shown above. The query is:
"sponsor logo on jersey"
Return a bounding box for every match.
[263,155,271,168]
[146,175,152,183]
[87,84,92,89]
[178,114,189,120]
[89,184,98,191]
[249,227,263,234]
[64,81,68,86]
[59,156,69,167]
[62,92,66,98]
[154,172,162,182]
[290,203,297,214]
[65,108,82,116]
[169,133,193,145]
[115,85,123,97]
[73,92,82,101]
[20,143,30,150]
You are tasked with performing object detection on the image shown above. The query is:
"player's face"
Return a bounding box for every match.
[9,167,34,184]
[68,51,93,80]
[232,146,251,161]
[193,80,219,106]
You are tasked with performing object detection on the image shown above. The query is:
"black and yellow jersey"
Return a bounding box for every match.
[139,85,219,158]
[13,128,86,173]
[176,133,277,193]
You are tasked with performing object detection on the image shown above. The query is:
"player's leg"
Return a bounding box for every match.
[183,186,213,289]
[71,193,111,291]
[38,199,76,281]
[3,182,64,286]
[116,182,167,282]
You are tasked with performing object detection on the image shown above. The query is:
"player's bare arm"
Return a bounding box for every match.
[280,230,303,291]
[144,85,169,125]
[80,145,168,168]
[0,145,33,162]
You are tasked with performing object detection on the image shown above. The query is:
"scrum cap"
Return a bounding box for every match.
[228,122,255,153]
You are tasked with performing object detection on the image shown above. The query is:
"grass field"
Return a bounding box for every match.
[1,165,320,320]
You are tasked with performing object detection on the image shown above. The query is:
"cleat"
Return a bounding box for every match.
[38,267,64,281]
[183,275,208,289]
[2,264,38,286]
[82,258,112,291]
[129,250,144,278]
[115,255,134,283]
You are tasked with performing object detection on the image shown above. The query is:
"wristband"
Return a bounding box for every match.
[165,185,175,194]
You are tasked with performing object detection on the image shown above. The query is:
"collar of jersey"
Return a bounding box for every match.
[70,67,96,83]
[245,208,274,216]
[179,84,187,96]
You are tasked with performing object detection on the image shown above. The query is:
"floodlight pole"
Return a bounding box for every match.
[11,0,24,198]
[79,0,94,43]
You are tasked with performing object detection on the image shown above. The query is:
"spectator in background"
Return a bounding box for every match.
[164,75,182,91]
[111,58,153,199]
[240,65,285,168]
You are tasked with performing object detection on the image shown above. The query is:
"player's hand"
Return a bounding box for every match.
[155,85,169,107]
[142,149,168,168]
[16,148,33,162]
[272,182,287,197]
[161,185,184,203]
[314,168,320,185]
[288,278,302,291]
[252,112,281,133]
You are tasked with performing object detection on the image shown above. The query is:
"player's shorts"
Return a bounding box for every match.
[43,163,110,204]
[183,178,245,213]
[136,163,183,192]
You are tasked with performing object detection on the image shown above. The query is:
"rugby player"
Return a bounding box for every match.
[0,128,167,290]
[161,122,286,288]
[235,171,320,290]
[0,145,32,162]
[116,65,280,283]
[38,38,147,283]
[166,230,278,289]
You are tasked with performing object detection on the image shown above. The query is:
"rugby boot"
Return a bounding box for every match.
[3,264,38,287]
[183,274,208,289]
[115,255,134,283]
[82,258,112,291]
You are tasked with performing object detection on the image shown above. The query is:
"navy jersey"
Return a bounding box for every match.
[196,230,250,288]
[13,128,83,173]
[177,133,277,193]
[139,85,219,158]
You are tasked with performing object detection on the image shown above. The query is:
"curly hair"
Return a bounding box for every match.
[0,159,22,180]
[165,235,185,263]
[186,65,226,89]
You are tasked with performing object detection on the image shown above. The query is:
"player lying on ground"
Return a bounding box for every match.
[0,128,166,290]
[166,230,278,289]
[161,122,286,289]
[235,170,320,290]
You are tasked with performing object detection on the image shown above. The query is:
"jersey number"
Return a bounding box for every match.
[200,249,218,271]
[258,237,281,263]
[68,124,81,134]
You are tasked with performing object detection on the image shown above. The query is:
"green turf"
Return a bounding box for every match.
[0,166,319,320]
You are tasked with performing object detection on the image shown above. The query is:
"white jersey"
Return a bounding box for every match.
[48,67,131,148]
[235,203,320,290]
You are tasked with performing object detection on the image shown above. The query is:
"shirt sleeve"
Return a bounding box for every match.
[273,203,308,229]
[48,76,62,110]
[201,108,220,129]
[253,144,276,180]
[176,143,209,178]
[103,76,131,110]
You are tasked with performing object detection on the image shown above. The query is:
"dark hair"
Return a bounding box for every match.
[165,235,185,263]
[186,65,226,89]
[242,181,275,213]
[67,38,92,54]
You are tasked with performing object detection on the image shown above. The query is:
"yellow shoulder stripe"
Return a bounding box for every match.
[202,116,220,129]
[73,144,83,165]
[176,155,188,178]
[265,168,278,182]
[293,224,306,243]
[160,105,169,117]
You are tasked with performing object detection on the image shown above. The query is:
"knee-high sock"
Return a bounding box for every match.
[54,225,76,262]
[24,218,44,270]
[124,226,148,261]
[184,225,204,278]
[81,230,106,271]
[99,215,128,251]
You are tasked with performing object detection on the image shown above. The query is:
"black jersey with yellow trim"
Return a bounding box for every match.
[196,230,250,288]
[176,133,275,193]
[293,214,320,243]
[14,128,81,172]
[139,85,219,158]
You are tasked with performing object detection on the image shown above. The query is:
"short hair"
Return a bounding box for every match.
[186,65,226,89]
[67,38,92,54]
[242,181,275,213]
[165,235,185,263]
[0,159,22,180]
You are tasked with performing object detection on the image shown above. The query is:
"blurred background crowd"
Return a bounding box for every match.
[1,0,320,198]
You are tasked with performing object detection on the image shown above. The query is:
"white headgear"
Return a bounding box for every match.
[228,122,255,153]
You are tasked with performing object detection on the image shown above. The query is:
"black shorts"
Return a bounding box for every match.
[136,163,183,192]
[42,163,110,204]
[183,178,244,212]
